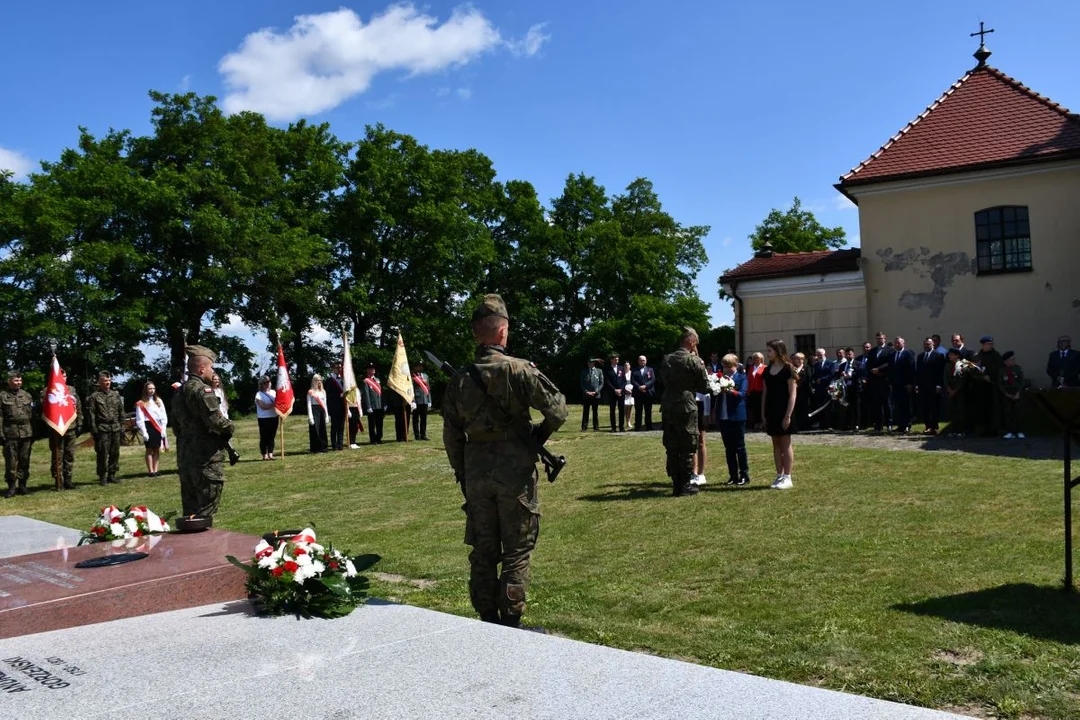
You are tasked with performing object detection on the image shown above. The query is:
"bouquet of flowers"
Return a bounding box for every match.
[827,379,848,407]
[954,359,983,378]
[82,505,170,544]
[706,374,735,395]
[227,527,379,619]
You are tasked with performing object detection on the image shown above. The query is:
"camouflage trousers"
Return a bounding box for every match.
[178,444,225,518]
[48,433,77,484]
[464,470,541,624]
[3,438,33,487]
[662,410,698,491]
[94,430,121,481]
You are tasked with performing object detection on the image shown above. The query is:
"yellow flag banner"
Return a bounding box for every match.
[342,328,361,409]
[387,332,415,403]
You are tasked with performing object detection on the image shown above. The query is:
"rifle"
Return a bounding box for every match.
[425,350,567,483]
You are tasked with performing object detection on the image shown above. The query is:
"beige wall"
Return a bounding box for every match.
[852,162,1080,387]
[738,286,867,359]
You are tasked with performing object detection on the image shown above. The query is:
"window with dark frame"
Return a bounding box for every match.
[974,206,1032,274]
[794,334,816,358]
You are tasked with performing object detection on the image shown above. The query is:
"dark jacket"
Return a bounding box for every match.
[887,348,916,386]
[713,372,748,423]
[915,349,944,390]
[630,365,656,399]
[1047,348,1080,387]
[602,363,624,401]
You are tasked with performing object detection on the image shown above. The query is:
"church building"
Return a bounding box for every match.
[723,36,1080,378]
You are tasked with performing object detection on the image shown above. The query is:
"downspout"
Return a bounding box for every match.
[727,281,744,360]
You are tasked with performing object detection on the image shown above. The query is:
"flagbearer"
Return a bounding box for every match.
[412,360,432,441]
[361,362,385,445]
[171,345,234,518]
[2,370,35,498]
[42,367,82,490]
[86,371,124,486]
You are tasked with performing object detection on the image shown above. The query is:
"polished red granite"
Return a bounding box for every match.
[0,529,258,639]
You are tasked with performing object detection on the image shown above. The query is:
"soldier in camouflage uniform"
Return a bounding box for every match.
[1,370,35,498]
[171,345,234,518]
[442,294,568,627]
[660,327,711,497]
[86,371,125,485]
[42,372,82,490]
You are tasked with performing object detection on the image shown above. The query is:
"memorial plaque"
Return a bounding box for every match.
[0,529,257,640]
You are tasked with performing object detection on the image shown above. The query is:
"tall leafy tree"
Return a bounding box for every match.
[748,196,846,253]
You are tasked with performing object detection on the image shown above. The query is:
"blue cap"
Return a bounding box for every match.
[980,336,993,343]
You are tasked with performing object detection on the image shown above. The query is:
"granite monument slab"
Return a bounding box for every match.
[0,517,83,560]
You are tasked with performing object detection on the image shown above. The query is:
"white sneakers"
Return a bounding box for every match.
[349,444,360,449]
[771,475,793,490]
[690,474,707,486]
[1003,433,1027,440]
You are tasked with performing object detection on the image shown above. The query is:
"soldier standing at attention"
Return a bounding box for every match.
[86,371,124,486]
[43,371,82,490]
[361,363,384,445]
[442,294,568,628]
[171,345,234,518]
[2,371,35,498]
[411,359,432,441]
[660,327,711,497]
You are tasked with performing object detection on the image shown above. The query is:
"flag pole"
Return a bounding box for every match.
[53,441,61,491]
[404,404,411,442]
[280,418,285,464]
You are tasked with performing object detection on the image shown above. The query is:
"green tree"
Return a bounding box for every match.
[748,196,846,253]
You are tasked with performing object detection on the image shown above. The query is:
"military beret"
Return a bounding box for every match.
[366,361,376,369]
[1002,350,1015,361]
[980,336,993,344]
[471,293,509,322]
[6,370,21,380]
[185,345,217,362]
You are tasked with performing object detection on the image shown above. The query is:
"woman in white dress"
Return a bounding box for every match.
[255,376,278,460]
[307,375,329,453]
[622,361,635,433]
[135,381,168,477]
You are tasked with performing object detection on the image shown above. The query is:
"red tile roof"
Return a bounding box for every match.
[838,65,1080,187]
[720,248,861,283]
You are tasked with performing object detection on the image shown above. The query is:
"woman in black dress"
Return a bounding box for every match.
[791,352,811,431]
[761,339,797,489]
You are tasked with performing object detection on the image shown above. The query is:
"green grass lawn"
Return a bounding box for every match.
[4,413,1079,719]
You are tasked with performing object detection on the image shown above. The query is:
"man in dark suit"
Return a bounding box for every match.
[810,348,835,429]
[631,355,657,431]
[915,336,944,434]
[325,363,347,451]
[1047,335,1080,388]
[832,349,853,431]
[865,331,892,432]
[603,353,624,432]
[852,343,872,431]
[950,333,974,360]
[888,337,917,433]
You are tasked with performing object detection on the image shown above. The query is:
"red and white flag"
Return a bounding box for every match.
[274,345,295,417]
[43,356,77,435]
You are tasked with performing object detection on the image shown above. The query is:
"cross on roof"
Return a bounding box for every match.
[970,21,994,45]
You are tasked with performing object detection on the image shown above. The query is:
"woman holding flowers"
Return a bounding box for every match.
[714,354,751,486]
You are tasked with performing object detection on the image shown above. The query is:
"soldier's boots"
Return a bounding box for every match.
[108,476,121,484]
[63,479,76,490]
[3,484,14,499]
[15,485,27,496]
[673,479,700,497]
[99,477,108,486]
[479,612,501,624]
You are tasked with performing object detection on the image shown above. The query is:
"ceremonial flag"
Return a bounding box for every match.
[274,345,295,417]
[42,356,77,435]
[387,332,414,403]
[342,328,361,410]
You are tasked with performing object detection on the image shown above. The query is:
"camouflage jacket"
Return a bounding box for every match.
[86,390,124,434]
[171,376,234,445]
[40,385,82,436]
[659,348,710,414]
[442,345,567,486]
[0,389,35,440]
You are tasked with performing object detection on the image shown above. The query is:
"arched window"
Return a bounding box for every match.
[974,206,1032,274]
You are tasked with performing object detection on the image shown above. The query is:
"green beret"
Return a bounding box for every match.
[185,345,218,363]
[472,293,509,322]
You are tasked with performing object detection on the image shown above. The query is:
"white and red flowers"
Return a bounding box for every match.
[251,528,358,586]
[86,505,170,541]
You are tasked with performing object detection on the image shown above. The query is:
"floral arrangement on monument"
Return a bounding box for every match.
[81,505,170,543]
[954,359,983,379]
[227,527,380,619]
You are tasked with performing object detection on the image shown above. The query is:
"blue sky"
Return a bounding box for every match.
[2,0,1077,365]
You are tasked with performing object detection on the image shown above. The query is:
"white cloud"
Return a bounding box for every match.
[508,22,550,57]
[179,74,192,91]
[219,4,506,120]
[0,147,33,179]
[833,194,856,211]
[435,87,451,98]
[721,236,733,247]
[456,87,472,100]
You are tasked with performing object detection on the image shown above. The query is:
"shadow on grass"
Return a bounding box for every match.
[893,583,1080,644]
[578,483,671,502]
